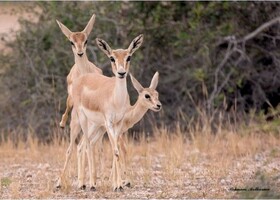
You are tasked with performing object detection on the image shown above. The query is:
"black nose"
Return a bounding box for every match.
[157,104,161,109]
[78,53,84,57]
[118,72,126,76]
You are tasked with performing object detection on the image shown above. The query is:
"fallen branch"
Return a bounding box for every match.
[239,16,280,43]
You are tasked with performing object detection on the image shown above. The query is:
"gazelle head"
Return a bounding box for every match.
[96,34,143,79]
[130,72,162,112]
[56,14,96,58]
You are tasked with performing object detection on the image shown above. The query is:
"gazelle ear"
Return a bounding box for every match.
[96,38,112,57]
[56,20,72,39]
[149,71,159,90]
[82,14,96,36]
[128,34,144,55]
[130,74,144,94]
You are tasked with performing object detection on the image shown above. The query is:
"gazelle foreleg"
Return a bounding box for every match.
[105,122,123,191]
[60,95,73,128]
[56,107,80,188]
[77,136,86,189]
[119,134,131,187]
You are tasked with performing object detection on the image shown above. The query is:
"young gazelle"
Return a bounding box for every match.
[77,72,162,189]
[71,35,144,191]
[56,14,102,128]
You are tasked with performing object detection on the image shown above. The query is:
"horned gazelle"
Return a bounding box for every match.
[56,14,102,128]
[70,35,144,191]
[77,72,162,189]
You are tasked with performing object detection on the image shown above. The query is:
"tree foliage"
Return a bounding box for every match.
[1,2,280,139]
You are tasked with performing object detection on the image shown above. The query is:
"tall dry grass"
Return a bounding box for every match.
[0,115,280,198]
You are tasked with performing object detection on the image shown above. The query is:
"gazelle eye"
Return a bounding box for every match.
[70,41,74,46]
[84,40,88,46]
[110,57,115,62]
[145,94,151,99]
[126,56,131,62]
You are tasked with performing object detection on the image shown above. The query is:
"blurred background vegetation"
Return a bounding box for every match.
[1,1,280,141]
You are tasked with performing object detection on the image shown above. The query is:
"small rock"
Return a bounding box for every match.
[226,178,231,184]
[26,174,32,178]
[236,162,241,168]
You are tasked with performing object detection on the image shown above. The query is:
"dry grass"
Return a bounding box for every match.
[0,122,280,198]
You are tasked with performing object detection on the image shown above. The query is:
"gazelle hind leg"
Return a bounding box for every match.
[78,112,97,191]
[60,95,73,128]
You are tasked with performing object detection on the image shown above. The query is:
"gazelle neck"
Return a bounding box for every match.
[74,53,90,74]
[114,77,128,108]
[123,99,148,131]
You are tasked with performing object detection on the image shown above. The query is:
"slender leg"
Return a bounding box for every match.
[89,128,105,186]
[97,135,105,181]
[77,126,105,191]
[57,108,80,188]
[77,136,86,189]
[90,141,97,191]
[81,139,87,187]
[60,95,73,128]
[119,134,131,187]
[78,111,95,190]
[105,122,123,191]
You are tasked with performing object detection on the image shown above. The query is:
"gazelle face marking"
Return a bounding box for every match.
[56,14,96,58]
[96,34,144,79]
[141,88,162,112]
[69,33,87,57]
[109,50,132,79]
[130,71,162,112]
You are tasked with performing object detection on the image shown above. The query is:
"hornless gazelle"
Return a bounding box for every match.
[77,72,162,189]
[56,14,102,188]
[67,35,144,191]
[56,14,102,128]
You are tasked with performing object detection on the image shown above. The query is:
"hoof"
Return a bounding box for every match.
[114,186,124,192]
[90,186,96,191]
[122,181,131,188]
[59,121,65,128]
[125,182,131,188]
[79,185,86,190]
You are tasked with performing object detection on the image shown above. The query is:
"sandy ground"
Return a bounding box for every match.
[0,2,37,51]
[0,134,280,199]
[0,3,20,50]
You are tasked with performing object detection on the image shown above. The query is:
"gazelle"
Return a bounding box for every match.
[77,72,162,189]
[56,14,102,188]
[71,35,144,191]
[56,14,102,128]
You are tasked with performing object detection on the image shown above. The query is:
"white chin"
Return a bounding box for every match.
[153,107,161,112]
